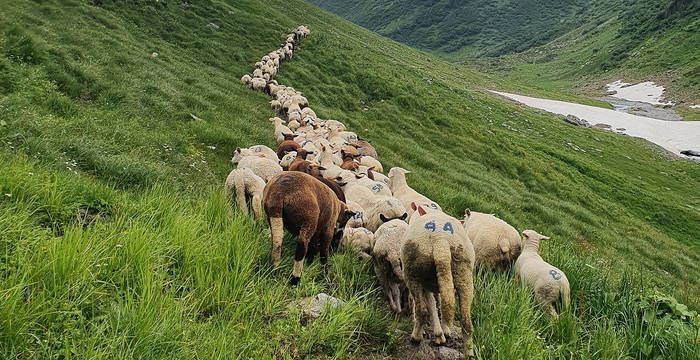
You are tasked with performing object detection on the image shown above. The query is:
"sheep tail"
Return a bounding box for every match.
[497,231,510,254]
[561,285,571,309]
[433,237,455,328]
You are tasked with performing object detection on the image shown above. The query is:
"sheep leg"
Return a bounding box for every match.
[290,224,316,286]
[375,262,398,312]
[391,282,402,313]
[235,184,249,217]
[424,291,445,344]
[269,217,284,266]
[251,194,263,219]
[406,283,426,344]
[319,227,334,273]
[544,303,559,319]
[453,261,475,358]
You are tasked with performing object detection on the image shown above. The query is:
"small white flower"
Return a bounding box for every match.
[4,193,11,197]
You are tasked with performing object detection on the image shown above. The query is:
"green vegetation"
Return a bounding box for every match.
[1,0,699,359]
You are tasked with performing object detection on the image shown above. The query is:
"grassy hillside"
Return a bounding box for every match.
[1,0,699,359]
[480,0,700,106]
[308,0,610,60]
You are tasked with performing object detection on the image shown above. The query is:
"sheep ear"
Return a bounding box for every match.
[354,174,362,179]
[318,166,326,171]
[380,214,389,223]
[411,202,417,211]
[417,206,426,216]
[540,235,551,240]
[400,212,408,221]
[235,147,241,152]
[465,208,471,217]
[460,220,465,225]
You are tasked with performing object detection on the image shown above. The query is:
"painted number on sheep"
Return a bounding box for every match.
[549,270,562,280]
[424,221,436,232]
[254,147,262,152]
[276,175,294,186]
[442,222,454,234]
[430,203,438,210]
[372,184,383,192]
[353,212,363,219]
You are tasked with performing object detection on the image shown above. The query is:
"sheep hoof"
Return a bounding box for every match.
[409,336,422,345]
[433,334,446,345]
[288,276,300,286]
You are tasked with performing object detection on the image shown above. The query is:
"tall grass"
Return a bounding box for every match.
[0,0,698,358]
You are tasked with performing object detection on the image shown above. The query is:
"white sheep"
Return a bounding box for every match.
[279,151,297,170]
[462,209,522,269]
[301,107,316,119]
[344,183,376,210]
[250,78,266,92]
[363,196,408,232]
[359,156,383,173]
[325,119,346,131]
[237,155,282,183]
[373,219,409,313]
[253,68,263,78]
[388,167,442,220]
[370,170,390,186]
[356,176,392,197]
[515,230,570,318]
[240,74,252,85]
[231,146,276,165]
[224,168,265,218]
[287,119,301,132]
[401,205,475,355]
[345,200,365,228]
[269,117,292,144]
[342,227,374,259]
[270,99,281,114]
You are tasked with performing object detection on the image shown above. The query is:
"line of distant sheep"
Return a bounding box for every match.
[229,26,570,358]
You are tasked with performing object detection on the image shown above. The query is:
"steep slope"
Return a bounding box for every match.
[309,0,609,59]
[0,0,698,359]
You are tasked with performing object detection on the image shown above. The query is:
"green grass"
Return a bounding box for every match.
[0,0,699,358]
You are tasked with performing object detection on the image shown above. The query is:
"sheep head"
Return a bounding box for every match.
[522,230,550,241]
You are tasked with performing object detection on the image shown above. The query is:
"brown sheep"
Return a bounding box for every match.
[340,145,360,171]
[277,133,301,159]
[350,139,378,159]
[289,159,346,203]
[263,172,355,285]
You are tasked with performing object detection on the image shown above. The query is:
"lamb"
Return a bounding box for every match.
[277,133,301,159]
[373,219,409,313]
[514,230,570,319]
[240,74,252,85]
[362,196,408,232]
[237,155,283,183]
[264,172,355,285]
[359,156,383,173]
[342,227,374,259]
[462,209,522,269]
[388,167,442,220]
[325,120,346,132]
[401,204,475,356]
[224,168,265,218]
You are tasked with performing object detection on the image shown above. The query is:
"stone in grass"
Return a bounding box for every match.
[562,115,590,128]
[291,293,345,320]
[207,22,220,29]
[392,326,466,360]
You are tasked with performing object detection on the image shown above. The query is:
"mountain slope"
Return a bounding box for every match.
[309,0,610,59]
[0,0,698,359]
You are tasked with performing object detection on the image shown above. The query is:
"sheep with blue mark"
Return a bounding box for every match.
[362,196,408,233]
[342,227,375,259]
[388,167,442,221]
[401,204,475,356]
[514,230,570,319]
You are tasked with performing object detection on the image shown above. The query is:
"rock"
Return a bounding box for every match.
[680,150,700,157]
[207,22,220,29]
[593,123,611,129]
[616,128,626,131]
[438,346,464,360]
[292,293,344,320]
[562,115,590,127]
[423,77,433,84]
[189,113,203,121]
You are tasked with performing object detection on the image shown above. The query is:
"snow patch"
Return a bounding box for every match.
[606,80,674,106]
[490,90,700,156]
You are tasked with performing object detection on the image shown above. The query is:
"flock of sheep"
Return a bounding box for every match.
[231,26,571,356]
